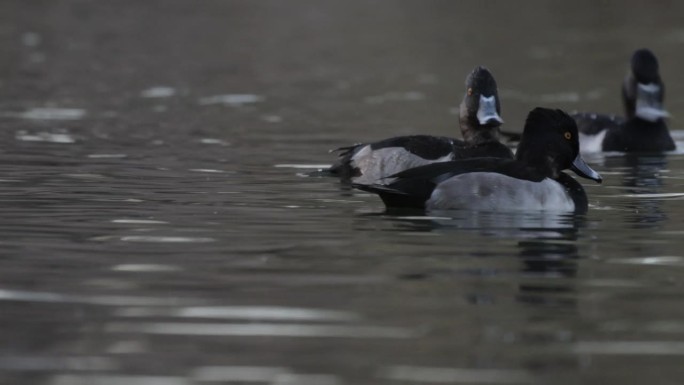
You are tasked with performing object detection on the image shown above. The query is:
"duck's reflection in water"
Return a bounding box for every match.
[515,237,579,308]
[605,153,669,228]
[367,209,585,306]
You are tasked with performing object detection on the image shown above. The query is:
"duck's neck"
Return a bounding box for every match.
[515,148,560,179]
[460,118,501,145]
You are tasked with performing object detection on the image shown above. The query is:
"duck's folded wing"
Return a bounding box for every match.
[389,157,506,182]
[369,135,458,160]
[352,158,509,208]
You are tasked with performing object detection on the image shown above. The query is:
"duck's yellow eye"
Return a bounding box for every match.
[467,88,473,96]
[564,132,572,140]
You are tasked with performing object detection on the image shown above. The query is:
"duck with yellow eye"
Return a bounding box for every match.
[353,108,603,214]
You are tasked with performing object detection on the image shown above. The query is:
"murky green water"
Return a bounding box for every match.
[2,1,684,384]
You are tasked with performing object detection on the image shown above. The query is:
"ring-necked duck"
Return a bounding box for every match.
[573,49,675,152]
[328,66,513,183]
[353,108,602,213]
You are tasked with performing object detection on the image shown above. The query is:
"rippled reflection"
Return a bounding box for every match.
[605,153,670,227]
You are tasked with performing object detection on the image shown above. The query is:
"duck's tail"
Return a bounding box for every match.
[327,144,362,177]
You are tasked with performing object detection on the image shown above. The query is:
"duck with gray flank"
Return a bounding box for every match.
[354,108,602,214]
[573,49,675,152]
[328,66,513,183]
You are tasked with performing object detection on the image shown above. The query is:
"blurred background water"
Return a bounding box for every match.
[2,1,684,384]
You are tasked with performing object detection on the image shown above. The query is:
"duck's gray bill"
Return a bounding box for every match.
[571,154,602,183]
[477,95,504,125]
[635,82,670,122]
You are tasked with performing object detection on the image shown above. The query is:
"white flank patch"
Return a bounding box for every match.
[351,146,452,184]
[579,129,608,153]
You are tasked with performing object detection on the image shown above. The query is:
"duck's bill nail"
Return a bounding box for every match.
[477,95,504,125]
[571,155,602,184]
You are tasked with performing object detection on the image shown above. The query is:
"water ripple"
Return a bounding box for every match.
[140,86,176,98]
[607,256,684,266]
[2,107,86,120]
[0,289,199,306]
[112,264,180,272]
[111,219,169,224]
[120,236,215,243]
[107,322,415,338]
[198,94,263,106]
[49,375,188,385]
[192,366,289,383]
[364,91,425,104]
[88,154,128,159]
[275,163,332,169]
[116,306,360,321]
[192,366,341,385]
[0,356,116,371]
[15,131,76,143]
[379,366,534,384]
[573,341,684,355]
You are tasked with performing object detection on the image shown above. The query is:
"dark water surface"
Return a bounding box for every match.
[3,1,684,384]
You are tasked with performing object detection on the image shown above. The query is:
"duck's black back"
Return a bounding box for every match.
[368,135,456,159]
[451,140,514,160]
